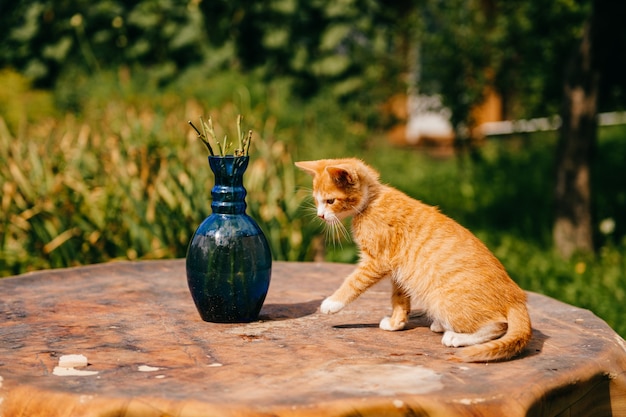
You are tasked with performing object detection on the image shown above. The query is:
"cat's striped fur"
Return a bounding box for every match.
[296,158,532,362]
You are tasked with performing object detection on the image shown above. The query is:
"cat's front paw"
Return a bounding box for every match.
[320,297,345,314]
[379,316,406,331]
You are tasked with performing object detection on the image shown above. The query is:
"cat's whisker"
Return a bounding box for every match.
[300,199,319,221]
[302,207,319,222]
[325,216,351,249]
[335,221,348,247]
[324,219,336,247]
[324,224,335,249]
[350,204,365,217]
[320,217,336,249]
[333,225,345,249]
[335,220,351,242]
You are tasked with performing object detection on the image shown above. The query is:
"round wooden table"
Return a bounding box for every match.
[1,260,625,416]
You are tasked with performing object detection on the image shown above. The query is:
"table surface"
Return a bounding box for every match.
[1,260,625,417]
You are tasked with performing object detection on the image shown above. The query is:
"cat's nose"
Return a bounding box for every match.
[317,213,325,220]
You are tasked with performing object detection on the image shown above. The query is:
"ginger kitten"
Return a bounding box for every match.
[295,158,532,362]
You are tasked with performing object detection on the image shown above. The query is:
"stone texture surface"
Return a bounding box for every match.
[0,260,625,416]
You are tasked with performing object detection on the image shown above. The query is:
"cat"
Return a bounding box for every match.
[295,158,532,362]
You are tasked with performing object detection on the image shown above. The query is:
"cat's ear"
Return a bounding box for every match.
[326,165,357,188]
[295,161,321,177]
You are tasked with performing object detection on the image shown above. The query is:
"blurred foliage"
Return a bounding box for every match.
[2,0,624,127]
[198,0,415,99]
[0,69,56,132]
[0,68,361,276]
[0,0,206,86]
[0,0,413,125]
[418,0,626,126]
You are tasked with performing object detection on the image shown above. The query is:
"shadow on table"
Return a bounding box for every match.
[521,328,548,359]
[333,310,431,330]
[332,314,549,360]
[259,299,322,321]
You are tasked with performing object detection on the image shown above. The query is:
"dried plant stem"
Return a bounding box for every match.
[189,114,251,157]
[245,130,252,155]
[188,120,215,156]
[237,115,244,155]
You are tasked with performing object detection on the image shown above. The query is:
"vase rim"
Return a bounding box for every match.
[208,155,249,160]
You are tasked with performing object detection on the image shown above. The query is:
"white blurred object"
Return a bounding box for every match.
[405,95,454,144]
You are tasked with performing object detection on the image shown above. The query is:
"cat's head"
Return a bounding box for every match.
[295,158,380,223]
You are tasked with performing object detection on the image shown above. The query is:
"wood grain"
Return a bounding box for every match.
[0,260,625,416]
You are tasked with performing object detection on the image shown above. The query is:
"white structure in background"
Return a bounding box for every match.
[478,111,626,136]
[405,94,455,145]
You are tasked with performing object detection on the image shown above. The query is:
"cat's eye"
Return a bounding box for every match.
[326,199,336,205]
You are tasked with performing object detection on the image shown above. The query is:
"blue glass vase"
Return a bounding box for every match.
[186,155,272,323]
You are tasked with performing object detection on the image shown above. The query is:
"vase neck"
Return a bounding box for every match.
[209,156,249,215]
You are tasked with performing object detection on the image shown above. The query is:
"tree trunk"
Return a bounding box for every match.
[553,20,599,258]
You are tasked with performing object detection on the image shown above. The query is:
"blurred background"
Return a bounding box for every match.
[1,0,625,336]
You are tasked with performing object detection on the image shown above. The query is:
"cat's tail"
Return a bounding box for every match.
[458,303,532,362]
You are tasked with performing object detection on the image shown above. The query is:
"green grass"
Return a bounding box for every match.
[1,69,625,338]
